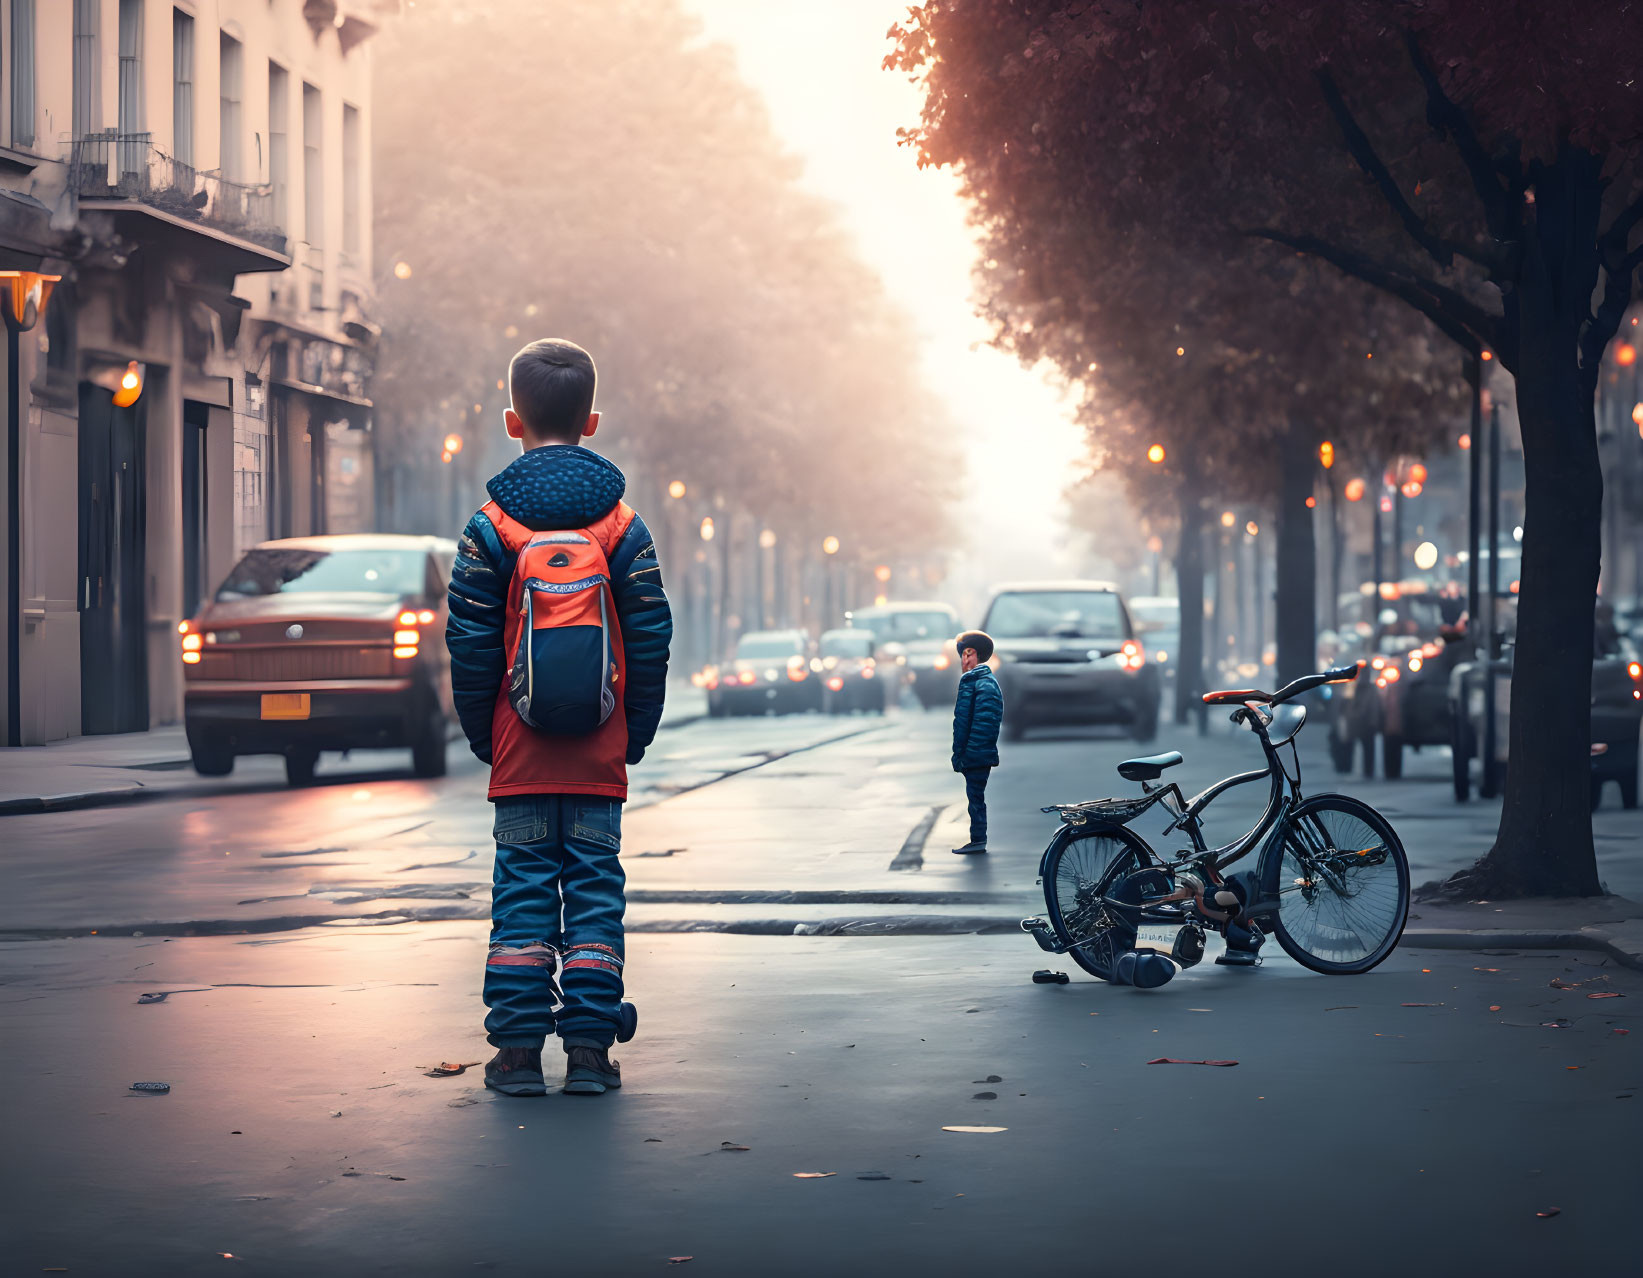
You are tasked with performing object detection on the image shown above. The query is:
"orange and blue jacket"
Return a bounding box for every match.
[445,445,672,801]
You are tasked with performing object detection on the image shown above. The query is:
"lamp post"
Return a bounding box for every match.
[821,535,840,630]
[3,270,60,747]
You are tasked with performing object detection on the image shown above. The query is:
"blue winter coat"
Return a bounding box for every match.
[951,664,1003,771]
[445,445,672,771]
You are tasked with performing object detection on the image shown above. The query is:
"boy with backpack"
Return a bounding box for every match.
[446,339,672,1097]
[950,630,1003,854]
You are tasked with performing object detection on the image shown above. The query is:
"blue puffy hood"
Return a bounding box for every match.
[485,445,627,532]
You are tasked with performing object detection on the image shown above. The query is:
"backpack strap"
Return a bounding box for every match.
[482,499,634,558]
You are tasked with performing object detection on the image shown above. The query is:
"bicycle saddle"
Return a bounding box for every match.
[1117,750,1184,782]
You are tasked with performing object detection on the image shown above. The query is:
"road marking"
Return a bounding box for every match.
[890,805,947,872]
[626,725,886,811]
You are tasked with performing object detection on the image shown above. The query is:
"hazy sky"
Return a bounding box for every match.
[682,0,1090,608]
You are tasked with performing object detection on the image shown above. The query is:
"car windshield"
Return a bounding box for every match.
[216,548,426,601]
[1129,600,1179,630]
[855,610,954,642]
[986,591,1125,640]
[736,636,803,659]
[820,632,874,658]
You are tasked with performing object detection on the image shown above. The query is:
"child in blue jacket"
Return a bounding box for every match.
[950,630,1003,854]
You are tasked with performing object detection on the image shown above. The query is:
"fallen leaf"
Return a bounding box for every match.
[1536,1208,1561,1218]
[792,1172,836,1178]
[719,1143,750,1152]
[644,1137,663,1142]
[425,1062,480,1078]
[972,1091,997,1100]
[1541,1021,1570,1029]
[1586,992,1622,999]
[1488,1005,1502,1012]
[941,1126,1007,1133]
[1614,1029,1630,1036]
[137,992,169,1004]
[1325,1006,1357,1011]
[1147,1058,1238,1067]
[668,1257,694,1264]
[1549,979,1580,990]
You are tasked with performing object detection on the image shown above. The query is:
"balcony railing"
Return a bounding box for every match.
[68,132,288,256]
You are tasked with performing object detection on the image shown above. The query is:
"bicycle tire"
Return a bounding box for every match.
[1264,794,1408,975]
[1042,824,1153,980]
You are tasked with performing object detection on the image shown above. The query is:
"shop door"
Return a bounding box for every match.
[78,383,148,734]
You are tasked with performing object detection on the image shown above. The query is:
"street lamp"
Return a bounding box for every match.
[669,480,687,500]
[699,516,715,542]
[112,361,144,409]
[822,535,840,556]
[1245,521,1259,537]
[2,269,61,747]
[1220,511,1235,528]
[1147,443,1166,464]
[1343,477,1367,502]
[1318,440,1335,469]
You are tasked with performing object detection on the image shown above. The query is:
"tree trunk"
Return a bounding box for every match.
[1174,468,1206,724]
[1446,148,1603,899]
[1275,422,1317,686]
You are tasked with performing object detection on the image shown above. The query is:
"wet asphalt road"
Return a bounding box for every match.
[3,700,1641,1274]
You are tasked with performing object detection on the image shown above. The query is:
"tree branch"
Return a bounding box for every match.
[1244,227,1507,362]
[1317,67,1501,275]
[1404,30,1517,247]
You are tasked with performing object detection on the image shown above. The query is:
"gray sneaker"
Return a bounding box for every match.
[951,841,988,855]
[483,1047,547,1097]
[563,1043,622,1095]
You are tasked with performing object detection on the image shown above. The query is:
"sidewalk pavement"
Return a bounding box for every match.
[0,683,708,815]
[1406,893,1643,971]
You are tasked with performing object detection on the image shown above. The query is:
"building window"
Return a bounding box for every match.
[219,33,242,181]
[9,0,35,149]
[72,0,100,138]
[302,83,323,248]
[172,8,194,169]
[342,103,361,258]
[268,61,288,228]
[117,0,143,178]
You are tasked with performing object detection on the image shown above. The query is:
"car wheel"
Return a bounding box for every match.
[1383,736,1404,780]
[412,717,449,778]
[189,734,233,777]
[285,748,319,787]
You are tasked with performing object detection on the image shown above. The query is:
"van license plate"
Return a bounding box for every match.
[261,693,311,720]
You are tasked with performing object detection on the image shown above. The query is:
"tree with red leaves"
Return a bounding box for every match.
[891,0,1643,898]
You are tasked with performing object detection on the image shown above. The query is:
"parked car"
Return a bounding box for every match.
[845,601,961,708]
[1327,594,1467,778]
[980,580,1158,742]
[818,628,889,714]
[1449,636,1643,808]
[703,629,822,716]
[182,534,457,786]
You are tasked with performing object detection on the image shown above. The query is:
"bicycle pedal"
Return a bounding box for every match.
[1032,969,1070,985]
[1020,917,1060,953]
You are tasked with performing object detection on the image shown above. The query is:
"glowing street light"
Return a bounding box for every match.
[668,480,687,499]
[758,529,777,550]
[699,517,715,542]
[1413,541,1439,571]
[821,536,840,556]
[1318,440,1334,469]
[1617,343,1638,367]
[1458,433,1472,450]
[1401,480,1423,499]
[393,261,412,280]
[1245,521,1259,537]
[112,361,144,408]
[1344,477,1367,502]
[1146,443,1166,464]
[874,564,892,582]
[443,433,464,456]
[1220,511,1236,528]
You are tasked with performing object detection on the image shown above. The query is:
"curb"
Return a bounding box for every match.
[0,783,149,817]
[1402,926,1643,972]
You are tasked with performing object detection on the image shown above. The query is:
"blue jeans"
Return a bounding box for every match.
[963,767,991,844]
[485,794,626,1049]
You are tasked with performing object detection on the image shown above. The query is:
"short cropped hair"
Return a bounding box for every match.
[509,339,597,442]
[956,630,994,662]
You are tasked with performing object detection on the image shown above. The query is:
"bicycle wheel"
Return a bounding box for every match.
[1042,826,1150,980]
[1267,795,1408,974]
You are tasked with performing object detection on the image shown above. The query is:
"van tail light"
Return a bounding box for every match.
[1629,662,1641,680]
[1120,640,1145,672]
[826,676,844,692]
[398,610,418,626]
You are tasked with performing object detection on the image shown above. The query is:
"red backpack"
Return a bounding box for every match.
[497,515,623,735]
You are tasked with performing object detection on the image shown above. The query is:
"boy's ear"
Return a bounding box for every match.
[504,408,526,441]
[581,411,600,439]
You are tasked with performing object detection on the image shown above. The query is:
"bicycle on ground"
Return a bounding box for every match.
[1021,665,1409,987]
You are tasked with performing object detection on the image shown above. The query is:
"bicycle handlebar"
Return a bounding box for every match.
[1202,664,1357,708]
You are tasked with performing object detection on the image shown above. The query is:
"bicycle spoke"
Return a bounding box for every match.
[1277,805,1405,968]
